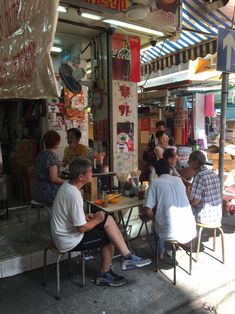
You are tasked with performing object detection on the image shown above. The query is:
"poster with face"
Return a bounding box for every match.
[116,122,134,153]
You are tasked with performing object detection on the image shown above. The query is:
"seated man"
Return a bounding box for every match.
[51,157,151,287]
[142,159,196,262]
[187,150,222,225]
[62,128,88,167]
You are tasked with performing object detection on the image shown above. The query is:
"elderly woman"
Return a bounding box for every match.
[33,130,65,205]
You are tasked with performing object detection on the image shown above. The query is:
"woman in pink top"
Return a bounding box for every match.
[154,130,169,160]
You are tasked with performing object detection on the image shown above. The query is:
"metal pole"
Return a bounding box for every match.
[219,72,229,200]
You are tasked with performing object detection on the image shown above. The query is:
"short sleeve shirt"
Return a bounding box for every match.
[51,181,87,252]
[62,143,88,166]
[191,166,222,225]
[144,174,196,243]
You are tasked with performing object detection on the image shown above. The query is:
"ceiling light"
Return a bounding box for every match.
[58,5,67,13]
[187,86,222,91]
[103,19,164,36]
[80,12,102,20]
[51,46,62,53]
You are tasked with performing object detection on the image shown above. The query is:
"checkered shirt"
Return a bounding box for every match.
[192,166,222,225]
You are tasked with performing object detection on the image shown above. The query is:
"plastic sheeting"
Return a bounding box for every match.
[0,0,59,99]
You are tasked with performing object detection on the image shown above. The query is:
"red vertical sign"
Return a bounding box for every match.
[112,34,140,83]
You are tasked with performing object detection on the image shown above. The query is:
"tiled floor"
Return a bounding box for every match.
[0,206,53,278]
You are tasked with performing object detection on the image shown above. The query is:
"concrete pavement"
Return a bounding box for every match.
[0,215,235,313]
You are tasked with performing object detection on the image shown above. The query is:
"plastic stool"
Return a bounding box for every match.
[196,223,225,264]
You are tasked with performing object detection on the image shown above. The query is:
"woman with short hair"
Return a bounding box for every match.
[33,130,65,205]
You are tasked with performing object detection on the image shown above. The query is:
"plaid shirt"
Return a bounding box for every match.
[192,166,222,225]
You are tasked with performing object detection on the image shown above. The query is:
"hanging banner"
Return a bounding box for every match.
[0,0,59,99]
[112,33,140,82]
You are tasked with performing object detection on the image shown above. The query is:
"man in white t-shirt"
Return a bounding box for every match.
[142,159,196,262]
[51,157,151,287]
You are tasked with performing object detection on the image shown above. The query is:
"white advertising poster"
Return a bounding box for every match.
[195,93,207,149]
[112,80,138,173]
[0,0,59,99]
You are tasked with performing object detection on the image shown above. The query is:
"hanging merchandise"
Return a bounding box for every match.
[204,94,215,117]
[174,97,188,145]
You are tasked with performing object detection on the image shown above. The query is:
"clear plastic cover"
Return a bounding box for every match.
[0,0,60,99]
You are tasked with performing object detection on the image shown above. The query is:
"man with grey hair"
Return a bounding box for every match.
[51,157,151,287]
[187,150,222,225]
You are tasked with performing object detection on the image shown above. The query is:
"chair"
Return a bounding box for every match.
[196,223,225,264]
[154,238,193,286]
[0,175,8,219]
[43,240,101,300]
[26,200,51,241]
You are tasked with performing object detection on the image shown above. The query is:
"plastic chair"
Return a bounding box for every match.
[155,238,193,286]
[196,223,225,264]
[26,200,51,241]
[0,175,8,219]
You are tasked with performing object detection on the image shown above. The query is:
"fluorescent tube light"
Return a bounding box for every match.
[51,46,62,53]
[80,12,102,20]
[103,19,164,36]
[187,85,221,91]
[58,6,67,13]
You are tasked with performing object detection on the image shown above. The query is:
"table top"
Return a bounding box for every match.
[85,196,144,213]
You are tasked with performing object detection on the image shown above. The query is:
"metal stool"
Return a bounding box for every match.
[26,200,51,241]
[196,223,225,264]
[43,242,85,300]
[43,239,102,300]
[0,175,8,219]
[155,238,192,286]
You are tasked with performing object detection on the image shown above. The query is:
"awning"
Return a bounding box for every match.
[141,0,233,76]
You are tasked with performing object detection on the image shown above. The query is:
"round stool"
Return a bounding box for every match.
[196,223,225,264]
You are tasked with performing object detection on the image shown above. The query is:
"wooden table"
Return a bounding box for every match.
[85,196,145,249]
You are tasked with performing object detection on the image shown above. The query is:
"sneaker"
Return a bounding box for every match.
[160,251,178,267]
[121,254,152,271]
[95,269,126,287]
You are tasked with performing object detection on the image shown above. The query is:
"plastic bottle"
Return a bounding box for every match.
[97,177,102,198]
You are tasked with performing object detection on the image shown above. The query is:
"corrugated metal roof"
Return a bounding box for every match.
[141,0,233,64]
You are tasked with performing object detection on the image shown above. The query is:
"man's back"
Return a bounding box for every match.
[146,175,196,243]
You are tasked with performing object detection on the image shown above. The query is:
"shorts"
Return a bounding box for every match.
[72,214,110,251]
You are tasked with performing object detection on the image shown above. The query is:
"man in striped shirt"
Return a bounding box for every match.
[188,151,222,225]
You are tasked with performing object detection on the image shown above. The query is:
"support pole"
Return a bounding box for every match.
[219,72,229,200]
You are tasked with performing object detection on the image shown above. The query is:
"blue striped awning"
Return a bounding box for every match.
[141,0,233,75]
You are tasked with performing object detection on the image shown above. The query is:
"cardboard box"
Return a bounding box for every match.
[212,159,235,172]
[207,152,232,160]
[83,177,98,201]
